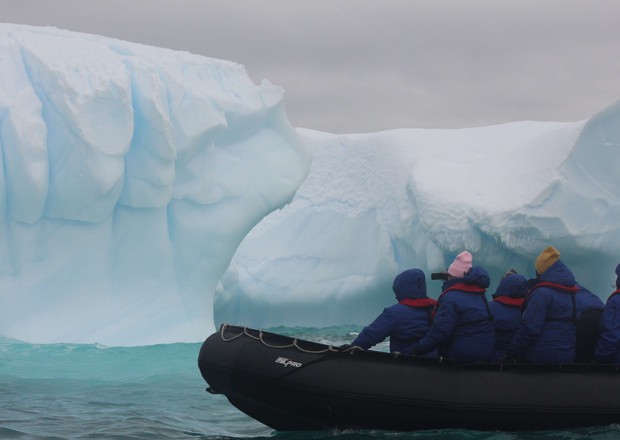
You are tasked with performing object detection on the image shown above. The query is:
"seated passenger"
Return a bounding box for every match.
[574,284,604,363]
[350,268,437,353]
[594,264,620,364]
[505,246,579,364]
[412,251,495,363]
[489,270,527,362]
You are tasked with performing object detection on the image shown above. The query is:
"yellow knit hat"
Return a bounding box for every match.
[535,246,560,275]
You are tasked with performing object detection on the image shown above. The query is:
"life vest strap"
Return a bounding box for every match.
[399,298,437,308]
[493,296,525,308]
[608,289,620,300]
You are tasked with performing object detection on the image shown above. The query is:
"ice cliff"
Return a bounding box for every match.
[0,24,309,345]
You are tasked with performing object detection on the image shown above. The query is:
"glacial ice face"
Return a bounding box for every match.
[0,24,310,345]
[3,24,619,344]
[215,101,620,329]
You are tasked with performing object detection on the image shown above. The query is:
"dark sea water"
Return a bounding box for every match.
[1,326,619,439]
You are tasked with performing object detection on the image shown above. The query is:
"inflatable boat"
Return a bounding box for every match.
[198,324,620,432]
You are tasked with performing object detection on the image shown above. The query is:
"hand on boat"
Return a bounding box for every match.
[499,353,517,364]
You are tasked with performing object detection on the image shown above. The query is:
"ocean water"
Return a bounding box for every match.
[1,326,619,439]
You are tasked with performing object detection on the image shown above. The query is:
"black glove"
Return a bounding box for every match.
[499,353,517,364]
[402,342,420,356]
[338,344,352,351]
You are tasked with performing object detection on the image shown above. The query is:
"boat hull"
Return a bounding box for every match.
[198,324,620,431]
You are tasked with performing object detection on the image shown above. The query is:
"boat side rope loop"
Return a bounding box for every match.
[220,325,495,367]
[219,324,247,342]
[219,323,341,354]
[219,324,447,360]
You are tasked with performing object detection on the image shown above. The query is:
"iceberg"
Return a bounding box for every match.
[0,24,310,346]
[2,23,619,345]
[215,102,620,329]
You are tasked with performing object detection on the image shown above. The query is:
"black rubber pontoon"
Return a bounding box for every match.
[198,324,620,432]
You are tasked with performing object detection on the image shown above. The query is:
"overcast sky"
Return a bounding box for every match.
[2,0,619,133]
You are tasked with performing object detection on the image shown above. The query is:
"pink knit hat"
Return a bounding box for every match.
[448,251,473,278]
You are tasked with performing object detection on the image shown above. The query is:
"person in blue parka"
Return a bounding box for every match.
[350,268,437,353]
[489,270,527,362]
[412,251,495,363]
[505,246,580,364]
[594,264,620,364]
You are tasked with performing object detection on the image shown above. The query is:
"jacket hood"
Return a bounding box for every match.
[443,265,490,290]
[493,273,528,298]
[393,268,427,301]
[538,260,576,287]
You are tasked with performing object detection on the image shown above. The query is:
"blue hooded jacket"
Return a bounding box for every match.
[595,264,620,364]
[506,260,579,364]
[489,273,527,362]
[351,269,436,353]
[414,266,495,362]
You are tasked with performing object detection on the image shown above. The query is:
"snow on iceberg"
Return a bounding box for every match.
[0,24,310,345]
[215,101,620,329]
